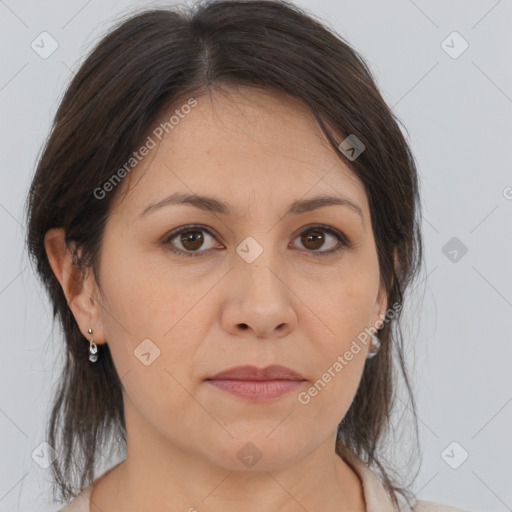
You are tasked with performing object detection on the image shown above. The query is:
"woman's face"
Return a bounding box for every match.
[88,86,387,470]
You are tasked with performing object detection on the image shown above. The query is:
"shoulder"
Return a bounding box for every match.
[55,484,93,512]
[54,461,123,511]
[413,499,474,512]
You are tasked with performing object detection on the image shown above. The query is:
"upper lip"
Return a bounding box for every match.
[207,365,305,381]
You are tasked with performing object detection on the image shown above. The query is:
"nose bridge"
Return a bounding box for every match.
[235,233,286,301]
[221,232,296,338]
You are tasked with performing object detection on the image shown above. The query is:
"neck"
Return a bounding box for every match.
[90,402,365,512]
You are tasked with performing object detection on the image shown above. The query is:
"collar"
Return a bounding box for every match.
[342,449,400,512]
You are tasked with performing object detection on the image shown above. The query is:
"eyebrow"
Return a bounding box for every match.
[140,192,364,223]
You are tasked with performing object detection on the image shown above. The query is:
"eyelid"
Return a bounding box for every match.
[161,223,352,258]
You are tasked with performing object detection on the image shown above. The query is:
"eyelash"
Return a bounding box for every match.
[161,223,352,259]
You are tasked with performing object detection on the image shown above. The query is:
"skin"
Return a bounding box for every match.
[45,85,389,512]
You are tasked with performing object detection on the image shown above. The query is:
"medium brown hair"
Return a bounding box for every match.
[25,0,423,507]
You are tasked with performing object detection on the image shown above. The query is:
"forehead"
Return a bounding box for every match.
[110,86,368,221]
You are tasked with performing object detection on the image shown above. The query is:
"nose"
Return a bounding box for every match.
[220,254,297,340]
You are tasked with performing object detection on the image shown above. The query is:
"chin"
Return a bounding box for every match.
[204,433,309,471]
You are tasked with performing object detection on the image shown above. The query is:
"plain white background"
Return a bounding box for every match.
[0,0,511,510]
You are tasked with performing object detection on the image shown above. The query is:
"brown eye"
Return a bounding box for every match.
[301,230,325,250]
[180,230,205,251]
[163,225,220,257]
[291,225,350,257]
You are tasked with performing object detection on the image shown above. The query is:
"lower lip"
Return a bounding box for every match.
[206,379,305,401]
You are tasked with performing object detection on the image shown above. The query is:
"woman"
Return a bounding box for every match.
[25,1,473,510]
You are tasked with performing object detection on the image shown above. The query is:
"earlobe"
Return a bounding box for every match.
[44,228,106,344]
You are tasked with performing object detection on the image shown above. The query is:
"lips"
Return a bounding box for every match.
[207,364,305,381]
[206,365,307,402]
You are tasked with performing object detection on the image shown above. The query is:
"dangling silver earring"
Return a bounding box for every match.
[366,334,381,359]
[88,328,98,362]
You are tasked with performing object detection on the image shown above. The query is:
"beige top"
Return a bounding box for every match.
[57,451,472,512]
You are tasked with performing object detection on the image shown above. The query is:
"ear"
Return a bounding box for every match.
[373,247,399,329]
[44,228,107,344]
[373,286,388,331]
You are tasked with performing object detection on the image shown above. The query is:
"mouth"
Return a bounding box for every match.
[205,365,307,402]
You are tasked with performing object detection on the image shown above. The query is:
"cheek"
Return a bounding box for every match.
[297,331,368,434]
[118,359,212,453]
[308,263,379,344]
[299,262,377,406]
[98,239,179,337]
[97,240,212,387]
